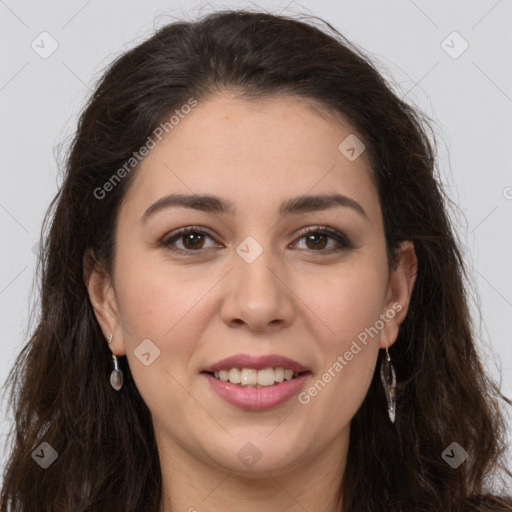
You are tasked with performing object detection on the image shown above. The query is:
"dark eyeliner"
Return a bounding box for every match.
[159,225,354,253]
[294,225,355,252]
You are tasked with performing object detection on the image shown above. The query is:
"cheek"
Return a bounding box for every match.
[113,238,209,339]
[296,257,387,412]
[306,257,388,352]
[112,249,206,404]
[297,278,383,426]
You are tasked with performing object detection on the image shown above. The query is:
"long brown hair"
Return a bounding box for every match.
[1,8,511,512]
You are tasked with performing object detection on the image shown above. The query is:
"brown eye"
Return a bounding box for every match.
[304,232,329,250]
[180,232,206,250]
[293,227,354,253]
[161,227,219,253]
[160,225,353,255]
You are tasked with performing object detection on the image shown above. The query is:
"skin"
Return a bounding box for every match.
[86,92,417,511]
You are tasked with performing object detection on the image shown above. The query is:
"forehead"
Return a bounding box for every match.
[119,92,380,224]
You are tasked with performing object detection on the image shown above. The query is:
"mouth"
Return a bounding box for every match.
[201,369,312,410]
[201,368,311,389]
[200,353,312,409]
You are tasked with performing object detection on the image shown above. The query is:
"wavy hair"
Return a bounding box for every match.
[1,8,511,512]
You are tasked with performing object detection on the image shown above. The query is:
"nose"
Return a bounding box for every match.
[219,239,295,333]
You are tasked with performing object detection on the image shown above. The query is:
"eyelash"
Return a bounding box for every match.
[159,225,354,255]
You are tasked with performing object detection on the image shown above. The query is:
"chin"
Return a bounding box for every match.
[201,435,307,475]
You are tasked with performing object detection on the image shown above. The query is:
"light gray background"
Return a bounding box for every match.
[1,0,511,474]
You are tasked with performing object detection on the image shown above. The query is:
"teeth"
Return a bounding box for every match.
[241,368,258,386]
[257,368,275,386]
[274,367,285,382]
[228,368,241,384]
[212,367,301,387]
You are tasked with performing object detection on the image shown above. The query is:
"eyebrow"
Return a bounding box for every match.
[140,192,368,223]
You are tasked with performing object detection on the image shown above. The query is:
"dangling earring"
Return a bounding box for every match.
[106,333,123,391]
[380,346,396,423]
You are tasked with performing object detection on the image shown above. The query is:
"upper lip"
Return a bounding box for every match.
[202,353,311,373]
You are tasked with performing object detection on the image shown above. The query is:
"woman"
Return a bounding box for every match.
[1,8,511,512]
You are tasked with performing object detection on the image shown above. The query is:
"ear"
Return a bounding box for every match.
[379,240,417,350]
[83,248,126,356]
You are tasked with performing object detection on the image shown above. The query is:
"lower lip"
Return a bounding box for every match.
[202,372,311,410]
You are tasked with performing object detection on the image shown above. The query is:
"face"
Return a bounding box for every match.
[87,92,416,477]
